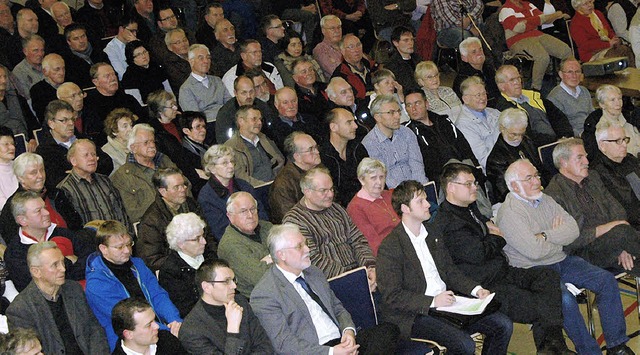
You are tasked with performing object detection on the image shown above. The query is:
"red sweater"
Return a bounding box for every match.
[570,10,614,61]
[499,0,544,48]
[346,189,399,256]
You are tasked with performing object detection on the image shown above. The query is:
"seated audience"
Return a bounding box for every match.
[547,58,594,136]
[111,124,178,223]
[453,37,500,106]
[583,84,640,158]
[209,19,240,78]
[313,15,344,80]
[7,9,38,69]
[224,105,284,188]
[163,28,192,95]
[331,34,377,100]
[146,90,183,163]
[30,53,65,123]
[433,163,570,353]
[0,126,18,210]
[218,191,273,298]
[11,34,44,100]
[404,88,478,183]
[180,259,273,353]
[222,39,284,97]
[0,153,76,245]
[56,82,103,145]
[545,138,640,275]
[415,61,462,119]
[274,31,327,89]
[319,107,369,206]
[76,0,120,39]
[271,0,319,47]
[121,40,169,104]
[5,191,87,291]
[147,6,185,67]
[0,328,43,354]
[158,213,209,318]
[487,108,549,203]
[179,44,230,134]
[494,65,573,148]
[368,69,409,123]
[431,0,484,49]
[292,58,329,120]
[325,76,374,137]
[592,120,640,228]
[198,144,268,241]
[384,26,421,91]
[138,168,214,271]
[36,100,113,194]
[318,0,375,53]
[570,0,635,65]
[55,139,131,229]
[283,167,376,281]
[85,220,182,351]
[346,158,399,256]
[111,298,185,354]
[251,223,398,354]
[61,24,110,89]
[259,15,284,65]
[499,0,571,91]
[103,16,138,81]
[269,132,321,223]
[362,95,427,188]
[497,159,634,354]
[268,87,321,152]
[176,111,209,195]
[6,242,109,353]
[1,63,37,141]
[101,108,137,173]
[376,180,513,354]
[196,3,224,52]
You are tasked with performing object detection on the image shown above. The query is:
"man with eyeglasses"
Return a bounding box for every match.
[149,5,195,68]
[325,77,373,139]
[592,120,640,229]
[259,15,284,64]
[498,158,634,355]
[56,81,103,144]
[269,131,321,223]
[545,138,640,276]
[269,86,321,152]
[313,15,344,80]
[547,58,595,136]
[332,34,377,100]
[283,167,376,283]
[180,258,273,353]
[218,191,274,298]
[86,220,183,352]
[432,163,573,354]
[362,94,427,188]
[453,37,500,107]
[138,167,214,271]
[222,39,284,97]
[494,64,573,148]
[104,16,139,80]
[164,28,192,95]
[36,100,113,194]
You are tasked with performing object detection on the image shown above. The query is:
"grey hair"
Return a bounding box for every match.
[459,37,481,57]
[166,212,207,251]
[27,241,60,268]
[499,108,528,129]
[495,64,518,84]
[13,152,44,178]
[357,158,387,179]
[164,28,186,47]
[300,166,331,191]
[268,223,302,263]
[504,159,532,192]
[325,77,349,100]
[320,14,341,28]
[595,84,621,104]
[11,190,41,220]
[127,123,155,151]
[552,138,584,169]
[226,191,257,213]
[595,118,625,141]
[188,44,210,60]
[202,144,234,177]
[571,0,590,9]
[460,76,485,96]
[370,94,398,116]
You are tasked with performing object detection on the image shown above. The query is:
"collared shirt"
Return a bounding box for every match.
[560,82,582,99]
[275,264,341,345]
[127,152,165,169]
[467,106,487,121]
[402,222,447,301]
[177,251,204,269]
[104,37,128,80]
[53,135,77,149]
[19,223,58,245]
[191,72,209,88]
[511,191,542,208]
[355,188,381,202]
[241,133,260,147]
[121,341,157,355]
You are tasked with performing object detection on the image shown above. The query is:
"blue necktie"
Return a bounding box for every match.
[296,276,338,326]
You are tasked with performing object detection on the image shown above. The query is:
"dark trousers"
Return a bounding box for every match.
[578,224,640,276]
[491,266,563,348]
[411,311,513,355]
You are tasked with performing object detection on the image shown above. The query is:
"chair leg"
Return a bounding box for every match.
[585,290,596,338]
[635,276,640,325]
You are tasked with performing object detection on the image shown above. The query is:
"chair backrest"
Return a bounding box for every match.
[538,139,567,177]
[328,266,377,331]
[33,128,44,145]
[424,181,439,215]
[13,134,27,156]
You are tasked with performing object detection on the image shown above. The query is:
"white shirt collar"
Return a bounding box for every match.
[560,82,581,98]
[120,340,157,355]
[177,251,204,269]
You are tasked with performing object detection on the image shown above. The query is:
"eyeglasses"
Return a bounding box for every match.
[515,174,541,183]
[451,180,480,188]
[505,76,522,84]
[159,14,176,22]
[281,239,309,251]
[562,70,582,75]
[298,145,318,154]
[206,277,237,285]
[125,27,138,35]
[344,42,362,50]
[133,49,149,58]
[163,103,178,110]
[134,139,155,146]
[184,234,205,243]
[107,240,135,251]
[61,91,85,100]
[310,186,334,194]
[54,117,76,124]
[423,73,439,80]
[379,109,402,116]
[230,206,258,215]
[602,137,630,145]
[170,38,189,46]
[214,159,235,166]
[465,92,487,98]
[269,23,284,29]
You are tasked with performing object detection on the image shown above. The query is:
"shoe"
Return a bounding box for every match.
[607,344,635,355]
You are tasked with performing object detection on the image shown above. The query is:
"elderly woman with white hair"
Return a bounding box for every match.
[158,212,209,318]
[583,84,640,159]
[346,158,399,256]
[486,108,549,203]
[198,145,268,241]
[415,61,462,119]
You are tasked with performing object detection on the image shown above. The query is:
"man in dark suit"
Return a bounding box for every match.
[251,223,398,354]
[377,180,513,354]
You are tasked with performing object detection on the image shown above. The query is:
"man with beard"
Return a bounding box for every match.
[210,19,240,77]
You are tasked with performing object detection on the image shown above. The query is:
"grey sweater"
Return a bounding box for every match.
[547,85,594,136]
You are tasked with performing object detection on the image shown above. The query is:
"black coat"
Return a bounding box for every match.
[319,139,369,207]
[384,51,421,91]
[112,330,184,354]
[158,251,201,318]
[121,62,168,103]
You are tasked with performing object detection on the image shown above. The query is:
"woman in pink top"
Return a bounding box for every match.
[347,158,400,255]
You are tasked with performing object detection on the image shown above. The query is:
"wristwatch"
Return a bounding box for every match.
[540,232,548,241]
[395,3,399,9]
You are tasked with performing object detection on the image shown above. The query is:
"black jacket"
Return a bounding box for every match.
[384,51,421,91]
[158,250,201,318]
[319,139,369,207]
[112,330,185,354]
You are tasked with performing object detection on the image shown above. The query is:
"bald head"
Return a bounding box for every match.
[57,82,84,111]
[42,54,65,85]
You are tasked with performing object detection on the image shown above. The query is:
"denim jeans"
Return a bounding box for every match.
[537,255,628,354]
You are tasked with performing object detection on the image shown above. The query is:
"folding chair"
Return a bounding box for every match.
[328,266,446,354]
[584,271,640,338]
[537,138,571,177]
[13,133,27,156]
[424,181,439,215]
[32,128,44,145]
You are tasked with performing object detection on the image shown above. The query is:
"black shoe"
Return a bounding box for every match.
[607,344,635,355]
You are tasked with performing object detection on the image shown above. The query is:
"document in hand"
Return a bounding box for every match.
[435,293,496,315]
